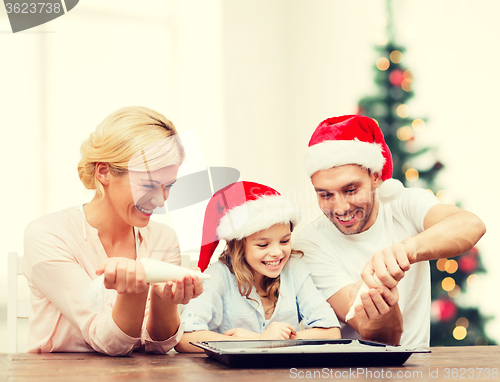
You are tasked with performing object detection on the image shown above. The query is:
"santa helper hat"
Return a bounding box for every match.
[304,115,404,201]
[198,181,301,272]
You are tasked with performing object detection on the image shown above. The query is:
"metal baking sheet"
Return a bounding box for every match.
[191,339,430,368]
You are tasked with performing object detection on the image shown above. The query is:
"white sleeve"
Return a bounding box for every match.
[394,188,441,232]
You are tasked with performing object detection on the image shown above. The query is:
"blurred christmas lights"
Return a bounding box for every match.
[389,50,403,63]
[467,274,479,287]
[436,258,447,271]
[431,298,457,322]
[376,57,390,71]
[412,118,425,131]
[453,326,467,340]
[396,104,409,118]
[448,285,461,298]
[456,317,469,329]
[397,126,414,141]
[401,80,413,92]
[444,259,458,274]
[405,168,419,182]
[442,277,456,292]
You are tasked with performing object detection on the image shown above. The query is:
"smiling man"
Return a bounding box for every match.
[294,115,486,347]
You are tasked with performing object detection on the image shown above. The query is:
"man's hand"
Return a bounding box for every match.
[349,280,399,317]
[355,297,403,345]
[348,281,402,344]
[361,242,414,289]
[330,281,403,345]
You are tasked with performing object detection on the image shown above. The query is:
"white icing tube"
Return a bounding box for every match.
[345,274,382,322]
[140,258,211,283]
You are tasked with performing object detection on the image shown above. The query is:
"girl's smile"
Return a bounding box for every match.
[261,257,285,270]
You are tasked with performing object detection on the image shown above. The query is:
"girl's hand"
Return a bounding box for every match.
[258,322,297,340]
[224,328,260,339]
[96,257,148,294]
[152,275,203,305]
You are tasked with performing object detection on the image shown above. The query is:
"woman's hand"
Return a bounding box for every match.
[152,275,203,305]
[96,257,149,294]
[224,327,260,339]
[258,322,297,340]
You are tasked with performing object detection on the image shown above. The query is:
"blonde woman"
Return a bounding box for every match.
[24,106,202,355]
[176,181,340,353]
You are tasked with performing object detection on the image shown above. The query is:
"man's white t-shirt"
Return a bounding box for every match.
[294,187,441,347]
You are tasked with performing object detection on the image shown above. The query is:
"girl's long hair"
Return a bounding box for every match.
[219,223,302,312]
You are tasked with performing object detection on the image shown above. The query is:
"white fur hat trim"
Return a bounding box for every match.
[304,139,385,177]
[216,195,301,241]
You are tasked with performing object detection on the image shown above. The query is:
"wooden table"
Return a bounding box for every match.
[1,346,498,381]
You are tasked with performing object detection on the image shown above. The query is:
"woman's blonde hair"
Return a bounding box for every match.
[78,106,184,200]
[219,223,302,312]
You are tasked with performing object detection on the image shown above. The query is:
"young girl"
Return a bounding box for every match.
[176,181,340,352]
[23,106,202,356]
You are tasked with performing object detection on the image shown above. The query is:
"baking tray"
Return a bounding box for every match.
[191,339,430,368]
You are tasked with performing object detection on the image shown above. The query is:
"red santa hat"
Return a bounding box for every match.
[198,181,301,272]
[304,115,404,201]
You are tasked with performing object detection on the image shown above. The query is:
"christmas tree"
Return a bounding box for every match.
[356,1,494,346]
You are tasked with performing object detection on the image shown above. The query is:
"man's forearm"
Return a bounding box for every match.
[405,208,486,264]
